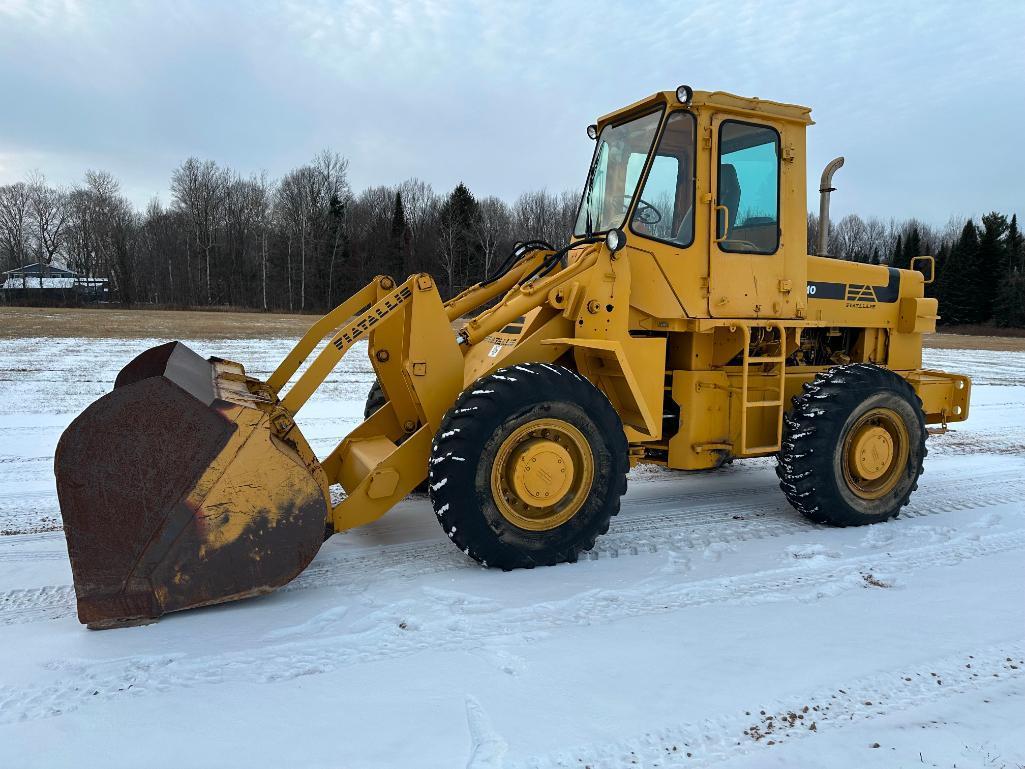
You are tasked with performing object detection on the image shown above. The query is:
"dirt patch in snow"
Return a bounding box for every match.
[924,331,1025,351]
[0,306,317,340]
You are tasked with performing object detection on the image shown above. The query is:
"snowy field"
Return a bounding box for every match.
[0,335,1022,768]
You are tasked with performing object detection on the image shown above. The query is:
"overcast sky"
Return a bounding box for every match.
[0,0,1021,225]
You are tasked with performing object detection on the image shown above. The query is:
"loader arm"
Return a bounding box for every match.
[308,245,611,531]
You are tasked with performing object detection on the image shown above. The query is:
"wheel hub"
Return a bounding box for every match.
[491,418,594,531]
[511,440,574,508]
[851,425,894,480]
[841,407,910,500]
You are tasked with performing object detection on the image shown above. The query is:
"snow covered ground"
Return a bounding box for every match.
[0,336,1022,768]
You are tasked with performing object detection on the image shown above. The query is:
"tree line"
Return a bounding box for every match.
[808,211,1024,327]
[1,154,1021,327]
[0,153,578,312]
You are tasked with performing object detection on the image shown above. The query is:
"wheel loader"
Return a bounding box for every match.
[55,86,972,628]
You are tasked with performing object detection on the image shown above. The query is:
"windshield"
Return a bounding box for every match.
[574,109,663,236]
[628,111,697,246]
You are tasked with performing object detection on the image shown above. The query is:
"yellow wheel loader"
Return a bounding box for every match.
[55,87,972,628]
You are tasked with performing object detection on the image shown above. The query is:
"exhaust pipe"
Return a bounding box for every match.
[817,156,844,256]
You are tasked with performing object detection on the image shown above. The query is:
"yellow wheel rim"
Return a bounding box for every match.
[491,418,594,531]
[841,407,909,500]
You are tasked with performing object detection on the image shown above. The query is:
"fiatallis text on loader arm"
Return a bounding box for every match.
[55,86,971,628]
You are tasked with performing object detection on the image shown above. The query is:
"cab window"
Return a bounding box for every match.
[716,120,780,254]
[629,111,696,247]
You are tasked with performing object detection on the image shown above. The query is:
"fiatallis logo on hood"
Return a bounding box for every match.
[806,268,901,307]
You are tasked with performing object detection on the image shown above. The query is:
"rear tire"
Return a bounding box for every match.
[364,379,387,420]
[777,363,926,526]
[429,363,628,568]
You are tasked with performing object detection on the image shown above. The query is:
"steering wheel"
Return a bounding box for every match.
[722,239,762,252]
[630,198,662,226]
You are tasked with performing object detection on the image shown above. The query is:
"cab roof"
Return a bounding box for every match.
[596,89,814,128]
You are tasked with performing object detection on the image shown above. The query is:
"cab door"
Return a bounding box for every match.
[707,114,793,318]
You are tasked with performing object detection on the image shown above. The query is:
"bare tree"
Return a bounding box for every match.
[345,185,393,288]
[275,151,351,310]
[436,209,459,292]
[223,173,269,305]
[26,172,71,272]
[807,212,819,255]
[61,170,138,303]
[514,189,566,247]
[250,173,273,311]
[66,171,122,284]
[171,158,228,304]
[833,213,869,262]
[398,178,438,272]
[864,217,888,263]
[0,182,32,270]
[558,189,580,243]
[475,196,512,277]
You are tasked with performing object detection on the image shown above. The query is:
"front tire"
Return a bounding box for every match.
[429,363,628,568]
[777,363,926,526]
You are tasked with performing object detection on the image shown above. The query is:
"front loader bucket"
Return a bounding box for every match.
[55,342,329,629]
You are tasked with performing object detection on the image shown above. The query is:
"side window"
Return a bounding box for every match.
[630,111,696,247]
[717,121,780,254]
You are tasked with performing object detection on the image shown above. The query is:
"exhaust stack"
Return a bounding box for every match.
[817,156,845,256]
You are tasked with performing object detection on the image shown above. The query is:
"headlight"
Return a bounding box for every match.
[606,228,626,253]
[676,85,693,106]
[586,124,598,140]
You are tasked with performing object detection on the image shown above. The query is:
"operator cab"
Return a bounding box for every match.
[574,87,811,320]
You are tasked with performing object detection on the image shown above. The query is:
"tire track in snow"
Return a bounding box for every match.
[1,470,1022,627]
[512,643,1025,768]
[0,417,1016,535]
[0,527,1022,725]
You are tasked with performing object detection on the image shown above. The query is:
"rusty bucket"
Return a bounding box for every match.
[55,342,329,629]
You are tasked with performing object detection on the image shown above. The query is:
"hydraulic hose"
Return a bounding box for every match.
[518,236,604,287]
[481,240,554,287]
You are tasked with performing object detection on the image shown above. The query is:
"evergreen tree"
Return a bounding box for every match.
[1005,213,1022,276]
[928,242,949,299]
[994,214,1025,326]
[871,246,881,265]
[899,226,920,271]
[890,234,902,268]
[324,193,348,306]
[937,219,981,325]
[994,274,1025,326]
[976,212,1009,321]
[387,190,409,278]
[437,183,482,293]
